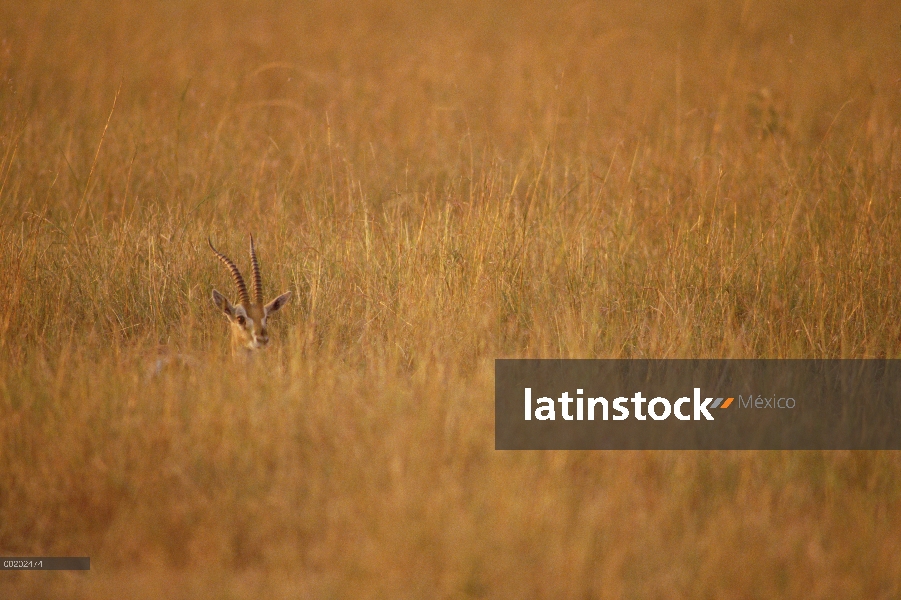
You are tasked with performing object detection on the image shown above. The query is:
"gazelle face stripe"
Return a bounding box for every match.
[231,305,269,350]
[210,236,292,355]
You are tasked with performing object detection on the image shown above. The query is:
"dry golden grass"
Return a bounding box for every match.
[1,0,901,597]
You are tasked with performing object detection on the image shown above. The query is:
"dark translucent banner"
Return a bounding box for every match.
[495,360,901,450]
[1,557,90,570]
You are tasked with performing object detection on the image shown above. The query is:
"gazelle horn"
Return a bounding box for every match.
[249,234,264,306]
[208,237,250,307]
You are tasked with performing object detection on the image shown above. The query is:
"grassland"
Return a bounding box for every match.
[1,0,901,597]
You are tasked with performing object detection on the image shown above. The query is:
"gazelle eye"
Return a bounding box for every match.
[237,316,246,326]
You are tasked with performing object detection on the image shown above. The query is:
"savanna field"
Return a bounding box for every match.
[1,0,901,597]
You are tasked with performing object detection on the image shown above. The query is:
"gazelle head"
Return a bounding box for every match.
[209,235,292,353]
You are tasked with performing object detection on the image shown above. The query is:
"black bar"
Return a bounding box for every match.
[1,557,90,570]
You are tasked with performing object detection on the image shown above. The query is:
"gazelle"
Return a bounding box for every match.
[208,235,292,354]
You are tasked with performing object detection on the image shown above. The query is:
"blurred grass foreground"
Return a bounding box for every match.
[1,0,900,597]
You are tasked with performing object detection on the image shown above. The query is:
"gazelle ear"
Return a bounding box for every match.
[264,291,292,316]
[212,289,237,318]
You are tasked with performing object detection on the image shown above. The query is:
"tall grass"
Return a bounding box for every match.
[1,0,900,597]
